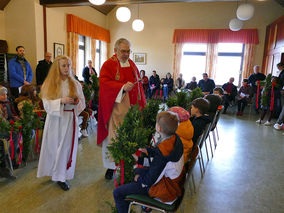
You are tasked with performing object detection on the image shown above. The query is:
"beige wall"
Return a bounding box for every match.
[46,6,107,59]
[3,0,107,84]
[0,11,5,40]
[107,1,284,79]
[5,0,38,83]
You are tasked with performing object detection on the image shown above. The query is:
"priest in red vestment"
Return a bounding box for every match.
[98,38,146,179]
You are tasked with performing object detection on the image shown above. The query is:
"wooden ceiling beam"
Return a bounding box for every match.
[0,0,11,10]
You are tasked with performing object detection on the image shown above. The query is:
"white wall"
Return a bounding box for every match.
[107,1,284,79]
[46,6,107,59]
[5,0,37,81]
[0,11,5,40]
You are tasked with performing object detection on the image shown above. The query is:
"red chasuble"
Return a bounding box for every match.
[97,55,146,145]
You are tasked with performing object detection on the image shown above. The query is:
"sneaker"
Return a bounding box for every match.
[264,121,272,126]
[80,129,88,137]
[256,119,262,124]
[274,123,281,130]
[105,169,114,180]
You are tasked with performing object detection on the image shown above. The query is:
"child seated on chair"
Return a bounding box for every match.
[205,94,222,122]
[113,111,184,213]
[168,106,194,162]
[190,98,211,146]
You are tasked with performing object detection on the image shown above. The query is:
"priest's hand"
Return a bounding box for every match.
[123,82,134,92]
[134,174,140,182]
[61,97,74,104]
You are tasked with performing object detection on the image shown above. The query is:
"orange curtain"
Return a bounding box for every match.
[205,43,218,79]
[91,39,96,68]
[242,44,256,79]
[67,14,110,43]
[67,32,79,75]
[173,29,259,44]
[173,43,183,81]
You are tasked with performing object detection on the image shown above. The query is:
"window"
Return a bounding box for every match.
[215,43,244,86]
[180,43,207,83]
[95,40,101,73]
[180,42,244,86]
[78,35,85,81]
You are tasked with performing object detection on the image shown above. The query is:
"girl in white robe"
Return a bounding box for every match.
[37,55,85,191]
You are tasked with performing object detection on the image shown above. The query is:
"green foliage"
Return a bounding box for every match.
[83,74,99,112]
[0,102,45,163]
[188,87,204,103]
[166,88,204,110]
[107,101,161,185]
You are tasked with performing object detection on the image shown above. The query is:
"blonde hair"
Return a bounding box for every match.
[40,55,77,100]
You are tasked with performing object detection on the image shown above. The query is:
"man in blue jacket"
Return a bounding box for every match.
[198,73,215,95]
[8,46,33,98]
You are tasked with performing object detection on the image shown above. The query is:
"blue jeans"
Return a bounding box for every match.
[163,86,168,101]
[113,181,149,213]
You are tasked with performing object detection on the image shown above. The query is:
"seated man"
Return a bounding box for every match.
[149,70,160,99]
[113,111,184,213]
[175,73,185,90]
[185,76,197,91]
[198,73,215,95]
[236,79,253,116]
[82,60,97,84]
[190,98,211,146]
[222,77,237,114]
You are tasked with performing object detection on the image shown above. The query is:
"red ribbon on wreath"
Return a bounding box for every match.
[114,160,125,188]
[9,120,15,160]
[270,82,276,111]
[35,128,40,153]
[256,81,260,109]
[17,126,23,165]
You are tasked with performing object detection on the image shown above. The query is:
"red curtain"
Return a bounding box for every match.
[67,14,110,43]
[173,29,259,44]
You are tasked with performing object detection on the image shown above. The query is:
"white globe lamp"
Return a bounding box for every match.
[132,19,144,32]
[229,18,243,31]
[89,0,106,5]
[236,3,254,21]
[116,7,131,22]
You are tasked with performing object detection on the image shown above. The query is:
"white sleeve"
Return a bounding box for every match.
[115,85,126,103]
[75,81,86,116]
[43,99,63,117]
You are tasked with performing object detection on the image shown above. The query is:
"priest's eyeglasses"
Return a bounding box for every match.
[119,49,131,54]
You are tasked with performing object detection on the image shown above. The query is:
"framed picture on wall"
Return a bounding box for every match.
[133,53,146,65]
[54,43,64,58]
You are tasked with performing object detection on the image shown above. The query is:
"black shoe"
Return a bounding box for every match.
[57,181,70,191]
[0,168,17,180]
[105,169,114,180]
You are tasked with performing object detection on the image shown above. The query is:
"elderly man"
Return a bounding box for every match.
[82,60,97,84]
[8,46,33,98]
[36,52,52,87]
[222,77,238,113]
[97,38,146,180]
[198,73,215,95]
[175,73,185,90]
[248,65,266,114]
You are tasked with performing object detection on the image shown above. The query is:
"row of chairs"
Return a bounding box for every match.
[125,106,224,212]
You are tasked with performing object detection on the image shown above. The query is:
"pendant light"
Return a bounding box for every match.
[116,7,131,22]
[89,0,106,6]
[132,4,144,32]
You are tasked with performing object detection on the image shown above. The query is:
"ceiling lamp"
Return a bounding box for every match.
[229,18,243,31]
[236,3,254,21]
[116,7,131,22]
[89,0,106,5]
[132,19,144,32]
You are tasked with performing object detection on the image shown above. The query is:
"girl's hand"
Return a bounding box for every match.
[61,97,74,104]
[73,98,79,105]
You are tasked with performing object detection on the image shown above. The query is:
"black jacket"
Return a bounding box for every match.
[82,66,97,84]
[163,78,173,92]
[149,75,160,89]
[36,60,52,86]
[248,73,266,93]
[222,82,238,98]
[185,82,197,90]
[190,115,211,146]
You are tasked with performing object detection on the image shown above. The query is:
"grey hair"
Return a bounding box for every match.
[114,38,131,49]
[0,86,8,95]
